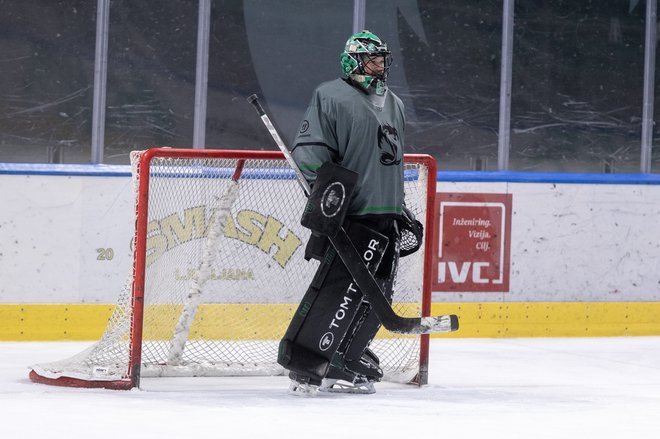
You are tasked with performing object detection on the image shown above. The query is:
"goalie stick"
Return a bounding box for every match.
[247,94,459,335]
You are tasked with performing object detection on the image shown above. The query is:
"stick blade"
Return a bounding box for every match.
[419,314,459,333]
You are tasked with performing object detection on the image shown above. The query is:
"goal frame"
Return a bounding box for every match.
[29,147,437,389]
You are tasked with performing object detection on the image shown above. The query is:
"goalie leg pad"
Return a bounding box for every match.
[277,221,389,383]
[327,219,401,381]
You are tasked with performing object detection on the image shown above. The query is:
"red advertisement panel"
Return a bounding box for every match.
[432,193,512,292]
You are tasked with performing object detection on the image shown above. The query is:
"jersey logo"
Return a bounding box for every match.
[377,124,401,166]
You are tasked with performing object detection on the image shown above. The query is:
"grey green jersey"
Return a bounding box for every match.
[291,78,405,218]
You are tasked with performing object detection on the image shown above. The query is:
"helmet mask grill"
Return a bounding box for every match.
[359,52,392,82]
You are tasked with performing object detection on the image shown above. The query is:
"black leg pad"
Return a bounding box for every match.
[277,221,389,383]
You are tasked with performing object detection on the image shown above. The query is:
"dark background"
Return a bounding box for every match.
[0,0,657,173]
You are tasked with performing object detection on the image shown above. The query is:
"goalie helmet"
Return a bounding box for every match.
[340,30,392,96]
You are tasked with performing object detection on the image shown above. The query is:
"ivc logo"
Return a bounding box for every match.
[437,262,499,284]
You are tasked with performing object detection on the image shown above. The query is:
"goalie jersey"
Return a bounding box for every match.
[291,78,406,218]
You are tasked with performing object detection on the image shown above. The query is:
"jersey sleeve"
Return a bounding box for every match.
[291,89,339,184]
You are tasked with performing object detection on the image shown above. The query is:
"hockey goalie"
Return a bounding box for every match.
[275,30,424,395]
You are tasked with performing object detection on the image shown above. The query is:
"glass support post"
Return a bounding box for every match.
[91,0,110,163]
[641,0,657,173]
[193,0,212,149]
[497,0,514,171]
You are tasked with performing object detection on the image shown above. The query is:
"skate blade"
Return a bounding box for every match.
[319,378,376,395]
[288,380,319,397]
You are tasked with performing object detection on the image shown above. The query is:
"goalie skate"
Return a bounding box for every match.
[319,351,381,394]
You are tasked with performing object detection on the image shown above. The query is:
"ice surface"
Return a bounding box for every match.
[2,337,660,439]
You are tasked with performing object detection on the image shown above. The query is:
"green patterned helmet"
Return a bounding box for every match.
[340,30,392,95]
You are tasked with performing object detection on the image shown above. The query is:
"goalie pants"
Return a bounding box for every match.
[277,217,400,383]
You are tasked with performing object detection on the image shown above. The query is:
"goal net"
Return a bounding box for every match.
[29,148,436,389]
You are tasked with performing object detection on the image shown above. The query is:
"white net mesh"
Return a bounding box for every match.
[31,150,431,387]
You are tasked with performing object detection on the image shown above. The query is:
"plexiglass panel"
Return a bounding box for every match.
[369,1,502,170]
[0,0,95,163]
[103,0,197,163]
[206,0,353,150]
[510,1,645,173]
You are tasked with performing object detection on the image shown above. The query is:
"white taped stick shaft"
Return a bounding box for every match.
[258,114,311,196]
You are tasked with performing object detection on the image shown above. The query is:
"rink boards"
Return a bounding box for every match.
[1,164,659,340]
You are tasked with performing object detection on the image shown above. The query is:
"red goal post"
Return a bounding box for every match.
[29,148,437,389]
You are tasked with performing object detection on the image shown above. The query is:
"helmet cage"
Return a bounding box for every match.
[359,52,393,82]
